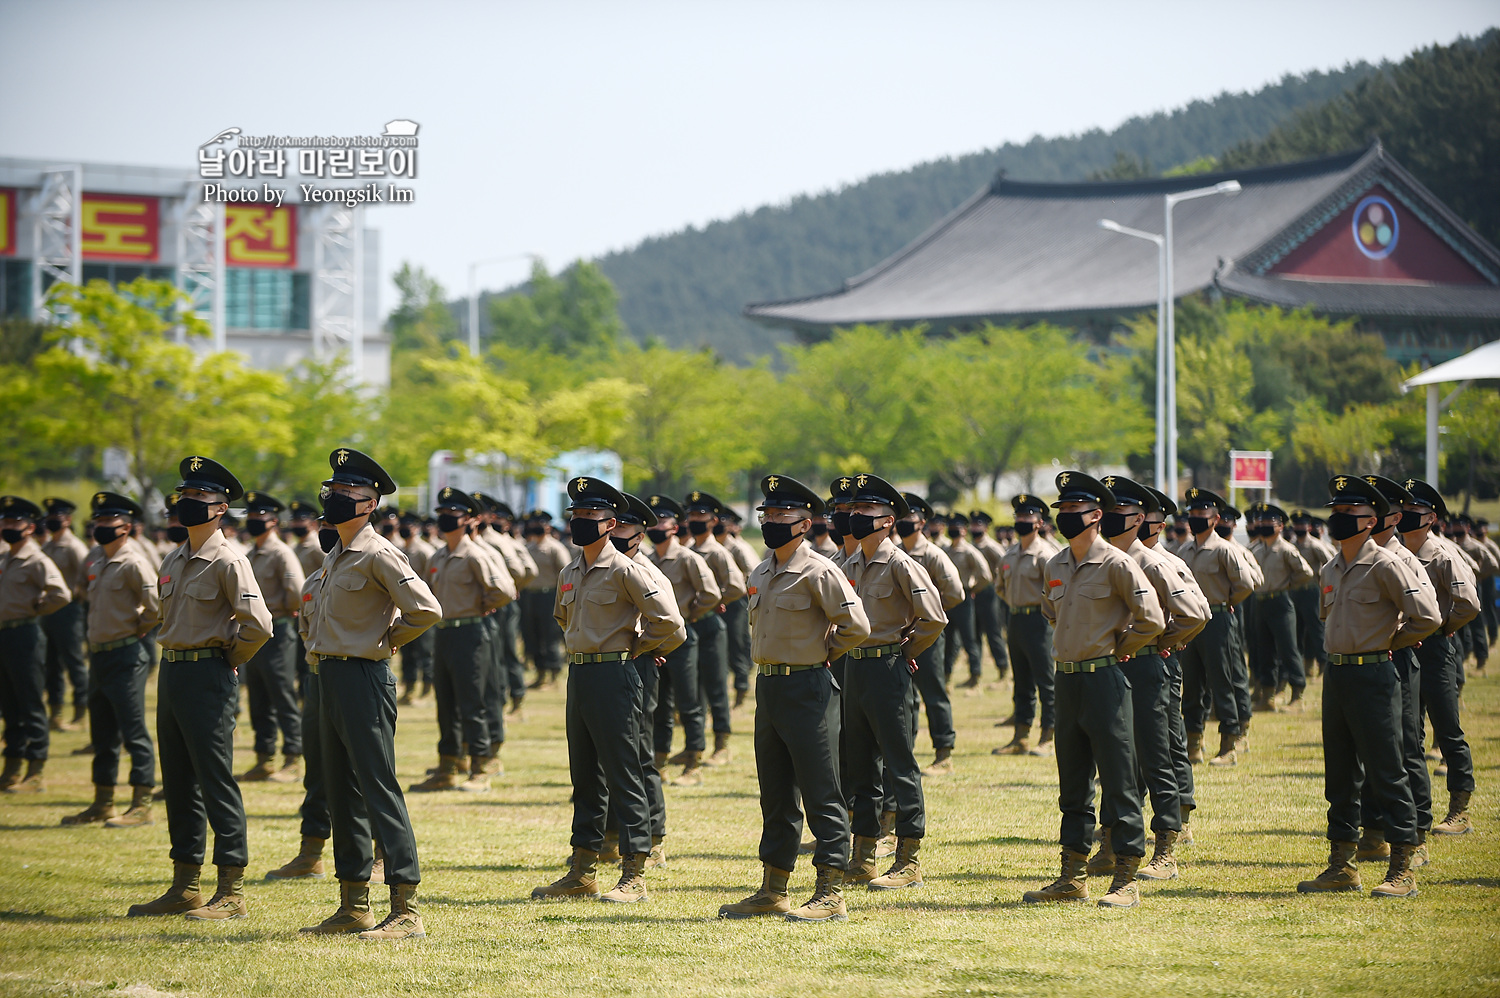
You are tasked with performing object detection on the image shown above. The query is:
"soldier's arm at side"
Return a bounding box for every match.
[1225,547,1255,605]
[1286,545,1314,589]
[1443,550,1481,634]
[477,547,517,611]
[34,555,71,617]
[689,555,722,619]
[223,557,273,667]
[718,551,748,604]
[374,548,442,647]
[623,562,684,658]
[278,547,307,617]
[1383,556,1441,648]
[815,566,870,661]
[513,542,539,589]
[132,560,161,635]
[1152,559,1206,649]
[971,548,993,590]
[1116,557,1166,659]
[931,549,965,611]
[901,559,948,659]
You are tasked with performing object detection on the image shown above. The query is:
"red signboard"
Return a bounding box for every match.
[225,205,297,268]
[0,188,14,256]
[81,194,160,262]
[1229,451,1272,490]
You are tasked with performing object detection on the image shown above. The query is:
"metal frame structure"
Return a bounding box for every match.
[311,203,363,380]
[29,166,82,321]
[175,188,226,349]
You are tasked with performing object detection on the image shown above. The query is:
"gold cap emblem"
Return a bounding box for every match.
[855,474,869,488]
[189,456,203,472]
[690,492,700,502]
[1103,476,1116,487]
[1334,476,1348,492]
[1058,472,1071,487]
[441,487,452,499]
[766,476,780,492]
[336,449,350,465]
[1405,478,1416,490]
[575,478,589,491]
[1188,487,1199,498]
[95,493,105,503]
[838,477,851,491]
[1017,494,1029,504]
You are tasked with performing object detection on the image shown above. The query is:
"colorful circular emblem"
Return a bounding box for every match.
[1352,195,1399,260]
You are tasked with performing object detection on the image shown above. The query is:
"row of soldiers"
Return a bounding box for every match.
[0,454,1489,928]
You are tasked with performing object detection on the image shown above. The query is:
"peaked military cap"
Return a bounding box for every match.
[1181,486,1226,511]
[42,497,76,515]
[1402,478,1448,519]
[567,476,627,515]
[683,490,724,515]
[399,509,423,525]
[1011,493,1047,515]
[524,509,553,523]
[1364,474,1412,509]
[1052,471,1115,509]
[757,475,823,514]
[287,498,318,519]
[177,455,244,502]
[722,507,743,523]
[469,491,498,515]
[1101,474,1159,513]
[163,492,180,517]
[970,509,994,526]
[434,486,479,515]
[323,447,396,496]
[1221,506,1241,522]
[91,491,144,520]
[475,493,516,520]
[947,510,970,527]
[242,491,285,515]
[1145,486,1177,516]
[1325,473,1390,518]
[619,492,659,527]
[829,473,910,519]
[901,492,934,520]
[1453,512,1476,527]
[1247,500,1288,522]
[1290,507,1313,522]
[646,494,685,519]
[825,494,845,510]
[0,496,43,521]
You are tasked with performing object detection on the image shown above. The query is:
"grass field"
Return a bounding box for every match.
[2,654,1498,998]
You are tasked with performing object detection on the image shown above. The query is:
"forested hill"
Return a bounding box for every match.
[590,62,1377,361]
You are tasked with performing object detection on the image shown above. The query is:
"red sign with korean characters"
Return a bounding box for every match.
[81,194,160,262]
[225,205,297,268]
[1229,451,1272,490]
[0,188,15,256]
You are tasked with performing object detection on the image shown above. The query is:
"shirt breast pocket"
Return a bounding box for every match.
[1348,585,1381,605]
[1047,583,1066,602]
[186,580,218,601]
[586,590,617,605]
[866,584,893,599]
[1077,583,1111,600]
[774,593,812,611]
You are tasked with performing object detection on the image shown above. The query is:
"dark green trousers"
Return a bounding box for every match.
[845,652,924,840]
[1054,666,1145,858]
[653,625,703,754]
[566,659,650,856]
[612,656,665,839]
[42,599,87,711]
[911,631,954,750]
[520,589,563,675]
[723,596,752,693]
[1419,633,1473,795]
[244,617,302,757]
[1361,648,1430,833]
[1006,610,1054,729]
[755,667,849,872]
[1180,610,1243,736]
[1163,651,1195,813]
[1120,655,1180,833]
[157,658,246,867]
[1291,583,1327,672]
[1322,658,1416,845]
[944,596,983,680]
[1250,591,1303,692]
[319,658,420,884]
[88,640,154,787]
[0,621,48,760]
[399,628,434,688]
[434,622,494,759]
[693,614,732,736]
[495,602,525,702]
[974,585,1009,677]
[298,670,330,840]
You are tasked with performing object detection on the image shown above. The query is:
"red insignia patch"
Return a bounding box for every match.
[1048,579,1063,588]
[561,583,573,592]
[303,593,313,602]
[747,586,757,595]
[159,575,171,585]
[1324,585,1334,593]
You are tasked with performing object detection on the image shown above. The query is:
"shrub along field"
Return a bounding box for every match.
[2,656,1498,998]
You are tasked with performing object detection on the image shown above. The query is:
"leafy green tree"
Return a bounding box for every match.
[387,263,458,353]
[489,260,626,354]
[235,358,379,497]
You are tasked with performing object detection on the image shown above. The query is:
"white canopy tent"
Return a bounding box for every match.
[1404,340,1500,482]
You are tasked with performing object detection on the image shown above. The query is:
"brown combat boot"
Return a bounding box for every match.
[719,864,792,918]
[50,705,76,732]
[1411,831,1430,869]
[1297,840,1361,893]
[1097,855,1142,908]
[1371,842,1419,899]
[1252,686,1276,713]
[265,835,327,880]
[1138,829,1180,881]
[597,830,621,865]
[105,785,154,828]
[993,712,1017,727]
[732,688,747,710]
[847,834,879,883]
[0,757,21,791]
[1287,685,1306,711]
[370,842,386,885]
[267,754,301,783]
[1028,727,1055,757]
[992,724,1030,755]
[300,880,375,933]
[1086,827,1116,876]
[600,852,648,903]
[408,755,465,792]
[672,750,704,787]
[4,759,44,793]
[652,751,669,773]
[1023,848,1090,902]
[1356,827,1390,861]
[645,835,667,870]
[874,810,897,858]
[1179,805,1195,847]
[869,837,923,890]
[61,785,117,826]
[666,746,691,767]
[705,732,732,767]
[1186,731,1205,765]
[184,866,247,920]
[785,865,847,922]
[921,747,954,776]
[532,847,600,899]
[1208,731,1237,767]
[1236,720,1251,754]
[129,862,206,916]
[458,754,491,793]
[1433,790,1473,835]
[238,753,277,782]
[360,883,426,939]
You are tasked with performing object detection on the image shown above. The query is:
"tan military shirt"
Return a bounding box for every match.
[0,539,71,623]
[632,549,687,655]
[1041,535,1165,662]
[842,537,948,657]
[1458,535,1499,578]
[1250,535,1314,593]
[294,532,326,577]
[42,530,90,598]
[973,534,1007,591]
[127,534,163,572]
[554,541,683,657]
[690,535,748,603]
[526,534,572,590]
[401,534,435,580]
[296,566,323,661]
[945,535,993,594]
[156,530,273,666]
[723,533,760,581]
[483,528,538,588]
[1294,532,1336,582]
[1406,532,1480,634]
[902,533,965,611]
[84,544,160,645]
[1180,531,1256,606]
[1128,538,1209,649]
[1319,537,1441,653]
[303,523,441,661]
[747,542,869,665]
[1002,534,1062,607]
[248,531,307,618]
[810,535,841,561]
[427,535,516,618]
[648,539,721,623]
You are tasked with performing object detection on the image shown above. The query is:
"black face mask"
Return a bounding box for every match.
[377,522,396,537]
[1215,523,1235,539]
[288,525,309,538]
[1398,510,1427,534]
[437,514,463,534]
[761,521,805,549]
[167,525,189,543]
[811,523,829,537]
[609,535,638,555]
[947,526,963,540]
[175,497,219,527]
[321,492,365,525]
[1,528,23,544]
[1138,522,1156,542]
[475,521,490,533]
[1188,516,1212,536]
[570,517,608,546]
[687,520,709,536]
[524,526,544,537]
[1014,521,1036,536]
[831,511,851,535]
[970,529,986,542]
[895,520,919,538]
[646,527,670,545]
[848,513,883,540]
[246,519,270,537]
[1056,511,1095,539]
[399,525,413,539]
[1100,512,1135,538]
[713,522,726,536]
[44,517,64,533]
[1327,512,1371,541]
[1293,526,1308,536]
[318,527,340,552]
[92,524,124,545]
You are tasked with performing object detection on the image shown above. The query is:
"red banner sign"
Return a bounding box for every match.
[0,188,14,256]
[81,194,160,262]
[225,205,297,268]
[1229,451,1272,490]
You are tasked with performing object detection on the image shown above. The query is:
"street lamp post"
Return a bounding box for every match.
[1099,218,1166,489]
[467,253,542,356]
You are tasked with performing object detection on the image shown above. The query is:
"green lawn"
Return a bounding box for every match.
[2,656,1498,998]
